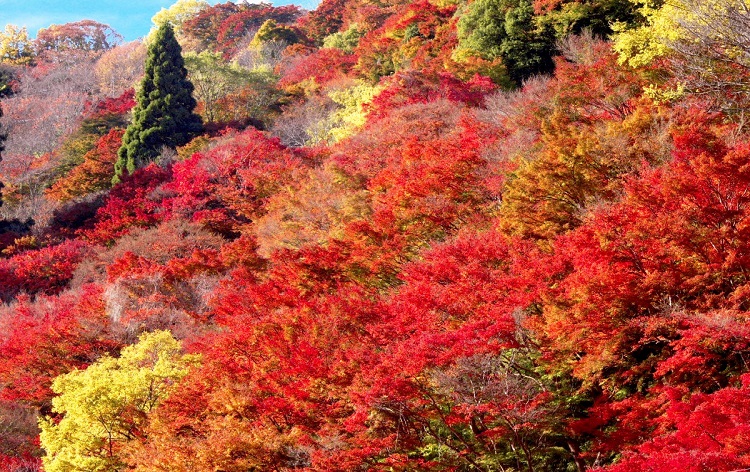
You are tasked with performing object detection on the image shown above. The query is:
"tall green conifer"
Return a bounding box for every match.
[114,23,202,183]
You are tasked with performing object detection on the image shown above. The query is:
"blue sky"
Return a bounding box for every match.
[0,0,318,42]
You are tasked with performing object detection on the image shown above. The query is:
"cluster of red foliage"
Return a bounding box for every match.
[367,71,495,119]
[181,2,303,55]
[163,128,308,236]
[0,240,88,302]
[84,88,135,118]
[279,48,358,88]
[82,164,172,245]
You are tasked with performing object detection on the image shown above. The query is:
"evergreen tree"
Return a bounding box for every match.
[114,23,202,183]
[457,0,556,86]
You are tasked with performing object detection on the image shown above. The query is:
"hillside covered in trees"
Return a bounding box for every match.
[1,0,750,470]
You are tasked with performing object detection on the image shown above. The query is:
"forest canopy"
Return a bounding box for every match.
[0,0,750,470]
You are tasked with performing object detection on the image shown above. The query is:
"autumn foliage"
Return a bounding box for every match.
[2,0,750,471]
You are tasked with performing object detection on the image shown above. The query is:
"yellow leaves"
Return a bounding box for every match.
[40,330,199,472]
[613,0,750,67]
[0,24,34,65]
[500,98,671,243]
[611,0,750,109]
[644,82,686,103]
[612,6,682,68]
[327,81,382,141]
[305,81,383,146]
[95,41,147,97]
[148,0,209,44]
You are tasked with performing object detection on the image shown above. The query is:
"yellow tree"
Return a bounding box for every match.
[39,331,199,472]
[149,0,209,45]
[0,24,34,65]
[95,41,147,97]
[303,80,383,146]
[614,0,750,107]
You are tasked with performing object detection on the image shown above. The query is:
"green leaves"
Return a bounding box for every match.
[184,51,255,122]
[457,0,556,85]
[114,23,202,183]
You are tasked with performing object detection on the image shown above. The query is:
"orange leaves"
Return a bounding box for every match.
[498,40,667,242]
[353,0,458,81]
[368,129,484,230]
[254,164,370,257]
[47,129,124,202]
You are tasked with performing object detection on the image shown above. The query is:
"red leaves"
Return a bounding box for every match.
[6,9,750,469]
[314,117,497,290]
[537,112,750,371]
[654,312,750,389]
[131,245,380,470]
[549,40,645,125]
[591,119,750,313]
[370,230,537,384]
[279,48,357,88]
[367,71,495,120]
[600,379,750,471]
[164,128,306,236]
[323,229,561,469]
[0,452,41,472]
[83,164,171,245]
[530,112,750,467]
[0,240,88,301]
[85,88,135,118]
[0,285,119,406]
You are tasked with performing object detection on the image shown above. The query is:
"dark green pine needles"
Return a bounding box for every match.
[114,23,203,183]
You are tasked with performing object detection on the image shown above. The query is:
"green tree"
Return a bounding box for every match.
[39,330,199,472]
[251,19,299,46]
[184,51,254,122]
[457,0,556,86]
[322,23,365,52]
[114,23,202,183]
